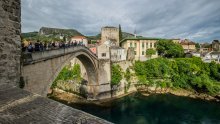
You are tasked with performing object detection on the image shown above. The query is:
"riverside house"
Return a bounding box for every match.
[120,37,159,61]
[180,39,196,52]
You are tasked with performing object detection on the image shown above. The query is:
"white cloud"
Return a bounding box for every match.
[21,0,220,42]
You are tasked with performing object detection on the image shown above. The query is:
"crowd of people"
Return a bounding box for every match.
[22,40,85,53]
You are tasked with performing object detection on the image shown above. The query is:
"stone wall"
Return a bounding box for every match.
[96,59,111,99]
[111,61,138,97]
[0,0,21,85]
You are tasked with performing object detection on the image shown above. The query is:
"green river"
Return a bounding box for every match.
[52,93,220,124]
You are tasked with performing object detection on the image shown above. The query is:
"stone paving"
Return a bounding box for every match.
[0,84,112,124]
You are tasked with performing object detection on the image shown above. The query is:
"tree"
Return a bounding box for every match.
[195,43,200,50]
[146,48,156,59]
[157,39,184,58]
[119,24,123,41]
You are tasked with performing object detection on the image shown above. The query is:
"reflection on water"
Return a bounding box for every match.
[51,93,220,124]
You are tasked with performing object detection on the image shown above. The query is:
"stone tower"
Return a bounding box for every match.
[101,26,119,46]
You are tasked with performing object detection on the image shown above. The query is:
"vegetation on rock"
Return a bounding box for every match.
[111,64,123,86]
[134,57,220,95]
[52,64,82,88]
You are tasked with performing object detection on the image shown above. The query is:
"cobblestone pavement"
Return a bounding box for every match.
[0,84,112,124]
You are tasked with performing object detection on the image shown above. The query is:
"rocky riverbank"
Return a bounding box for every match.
[48,88,137,106]
[137,86,220,102]
[49,86,220,106]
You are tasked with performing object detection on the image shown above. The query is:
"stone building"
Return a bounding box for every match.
[180,39,196,52]
[101,26,119,46]
[120,37,158,61]
[97,41,110,59]
[0,0,21,85]
[212,40,220,52]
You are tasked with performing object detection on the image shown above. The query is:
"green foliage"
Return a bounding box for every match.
[124,68,132,93]
[119,24,123,41]
[124,68,131,82]
[21,32,38,39]
[52,64,82,88]
[160,81,167,88]
[72,64,82,82]
[134,57,220,95]
[146,48,156,58]
[137,75,148,85]
[111,64,123,85]
[195,43,200,50]
[157,39,184,58]
[209,61,220,81]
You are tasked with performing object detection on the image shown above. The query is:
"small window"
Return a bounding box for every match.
[102,53,106,57]
[134,51,137,55]
[130,43,132,47]
[150,43,152,48]
[152,43,155,48]
[135,43,137,48]
[146,43,148,48]
[142,43,144,48]
[142,51,145,55]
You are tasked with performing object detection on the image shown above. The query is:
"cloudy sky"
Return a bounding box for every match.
[21,0,220,42]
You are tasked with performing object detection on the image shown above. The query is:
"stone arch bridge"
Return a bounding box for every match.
[22,46,111,100]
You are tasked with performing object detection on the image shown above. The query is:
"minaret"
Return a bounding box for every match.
[134,29,137,38]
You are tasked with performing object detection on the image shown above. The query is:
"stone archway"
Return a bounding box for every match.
[22,48,99,98]
[50,53,99,98]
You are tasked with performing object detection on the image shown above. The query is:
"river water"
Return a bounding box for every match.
[52,93,220,124]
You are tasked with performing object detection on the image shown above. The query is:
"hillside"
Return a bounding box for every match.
[86,32,134,40]
[21,32,38,39]
[21,27,85,42]
[39,27,83,36]
[122,32,134,39]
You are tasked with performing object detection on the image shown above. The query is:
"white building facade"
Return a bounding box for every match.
[121,37,158,61]
[110,47,127,62]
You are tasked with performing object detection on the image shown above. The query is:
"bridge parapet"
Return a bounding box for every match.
[22,46,97,65]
